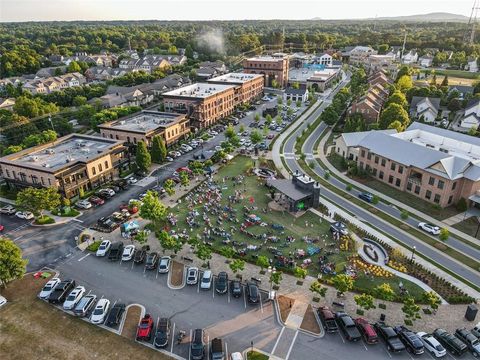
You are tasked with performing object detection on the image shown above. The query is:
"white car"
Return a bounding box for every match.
[38,277,61,299]
[200,270,213,290]
[0,295,7,308]
[0,205,16,215]
[102,188,116,196]
[166,156,174,162]
[418,222,441,235]
[186,267,199,285]
[15,211,34,220]
[214,145,222,151]
[158,256,171,273]
[122,245,135,261]
[231,353,244,360]
[63,286,86,310]
[128,177,138,184]
[417,332,446,358]
[76,200,92,209]
[90,298,110,324]
[96,240,112,257]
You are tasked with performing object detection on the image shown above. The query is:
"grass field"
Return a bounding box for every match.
[452,217,480,238]
[420,68,480,80]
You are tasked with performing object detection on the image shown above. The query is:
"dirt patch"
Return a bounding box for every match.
[0,276,173,360]
[434,242,448,251]
[121,305,142,339]
[170,260,185,287]
[277,295,294,323]
[300,304,321,334]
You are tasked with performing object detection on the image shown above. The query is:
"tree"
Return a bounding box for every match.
[439,228,449,241]
[388,120,404,132]
[294,267,308,280]
[402,297,421,322]
[195,243,212,263]
[72,95,87,106]
[354,293,376,312]
[374,283,396,302]
[331,274,354,297]
[135,140,151,174]
[139,190,167,223]
[13,96,59,118]
[430,74,437,87]
[179,171,190,188]
[250,129,263,144]
[385,91,408,108]
[225,124,236,139]
[320,106,339,125]
[0,238,28,287]
[256,255,269,271]
[163,179,176,196]
[219,246,236,259]
[287,98,292,107]
[379,103,410,130]
[440,75,449,87]
[275,115,282,126]
[229,259,245,276]
[157,230,182,254]
[292,82,300,89]
[277,97,283,105]
[396,75,413,92]
[270,271,282,287]
[67,61,82,73]
[239,124,245,133]
[422,291,441,314]
[16,187,61,219]
[309,281,328,298]
[254,113,260,123]
[265,114,273,124]
[150,135,166,163]
[296,100,302,107]
[134,230,149,245]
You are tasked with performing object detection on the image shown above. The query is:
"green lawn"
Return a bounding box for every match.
[353,273,425,302]
[246,351,269,360]
[420,68,480,80]
[453,217,480,238]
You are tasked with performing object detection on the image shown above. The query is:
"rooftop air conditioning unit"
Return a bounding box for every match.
[30,155,39,162]
[120,120,125,125]
[43,163,50,168]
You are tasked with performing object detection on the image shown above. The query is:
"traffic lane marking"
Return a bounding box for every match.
[271,326,285,355]
[285,330,299,360]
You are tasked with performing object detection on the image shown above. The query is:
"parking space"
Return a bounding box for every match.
[56,250,281,358]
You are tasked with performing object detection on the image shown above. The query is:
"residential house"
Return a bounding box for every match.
[63,52,116,67]
[196,61,228,80]
[315,53,333,67]
[0,98,16,111]
[84,66,130,82]
[461,99,480,129]
[418,55,434,67]
[119,55,187,73]
[21,72,86,95]
[346,46,377,66]
[284,86,309,103]
[467,58,479,73]
[409,97,441,123]
[448,85,474,100]
[92,85,153,108]
[35,66,67,78]
[402,50,419,64]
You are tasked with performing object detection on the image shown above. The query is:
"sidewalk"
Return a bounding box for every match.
[317,129,480,247]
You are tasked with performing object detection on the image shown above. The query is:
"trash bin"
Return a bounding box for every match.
[380,313,386,321]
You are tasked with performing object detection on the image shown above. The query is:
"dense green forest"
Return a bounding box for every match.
[1,20,478,77]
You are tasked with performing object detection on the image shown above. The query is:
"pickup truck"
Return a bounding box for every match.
[48,279,76,304]
[318,306,338,333]
[335,312,361,341]
[394,325,424,355]
[434,328,468,356]
[108,242,123,261]
[374,322,405,353]
[455,328,480,357]
[136,314,154,341]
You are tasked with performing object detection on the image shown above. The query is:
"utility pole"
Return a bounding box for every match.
[464,0,479,45]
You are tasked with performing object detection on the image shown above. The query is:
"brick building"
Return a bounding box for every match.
[242,54,289,88]
[207,73,264,105]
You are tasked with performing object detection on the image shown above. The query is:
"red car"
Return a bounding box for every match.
[0,224,4,232]
[136,314,154,341]
[119,203,138,214]
[355,317,379,344]
[89,196,105,206]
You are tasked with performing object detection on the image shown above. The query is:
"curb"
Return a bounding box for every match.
[167,260,186,290]
[120,303,145,336]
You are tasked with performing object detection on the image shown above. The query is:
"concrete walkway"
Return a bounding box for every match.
[285,300,309,329]
[317,129,480,247]
[443,212,472,226]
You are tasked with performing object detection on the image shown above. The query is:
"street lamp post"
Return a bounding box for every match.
[411,246,416,261]
[268,265,276,292]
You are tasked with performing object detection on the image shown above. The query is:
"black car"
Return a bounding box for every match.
[374,322,405,352]
[154,318,171,348]
[134,245,150,264]
[106,303,126,327]
[190,328,205,360]
[108,242,124,261]
[246,282,259,304]
[358,192,374,203]
[48,279,76,304]
[145,252,159,270]
[434,328,468,356]
[455,328,480,357]
[215,272,228,294]
[394,326,424,355]
[230,280,242,298]
[335,312,361,342]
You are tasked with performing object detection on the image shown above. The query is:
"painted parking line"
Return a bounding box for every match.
[225,341,228,359]
[170,322,176,353]
[337,329,346,344]
[243,288,247,309]
[212,278,215,299]
[71,218,83,223]
[78,253,90,262]
[206,334,210,359]
[197,278,200,293]
[271,326,285,355]
[447,353,457,360]
[285,330,299,360]
[383,348,392,358]
[131,261,135,270]
[259,292,264,313]
[227,282,230,304]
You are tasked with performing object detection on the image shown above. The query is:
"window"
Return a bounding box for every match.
[434,194,441,203]
[98,164,103,172]
[390,163,396,171]
[398,166,404,174]
[105,161,109,169]
[414,185,420,194]
[437,180,444,190]
[5,169,10,178]
[367,152,372,160]
[379,171,384,180]
[407,182,412,191]
[361,150,366,157]
[92,167,96,175]
[41,177,45,185]
[395,178,401,187]
[381,159,386,167]
[374,156,379,164]
[48,178,52,185]
[359,162,364,169]
[448,195,453,204]
[372,168,377,176]
[425,190,432,199]
[388,175,394,184]
[133,137,137,144]
[452,182,457,190]
[428,177,435,186]
[127,136,130,143]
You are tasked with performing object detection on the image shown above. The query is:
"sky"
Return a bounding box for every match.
[0,0,475,22]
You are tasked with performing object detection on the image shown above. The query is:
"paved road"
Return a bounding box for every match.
[277,79,480,289]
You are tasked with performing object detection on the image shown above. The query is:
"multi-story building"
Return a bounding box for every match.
[243,54,289,88]
[98,110,190,147]
[207,73,264,105]
[0,134,128,199]
[288,65,341,92]
[163,83,236,128]
[119,55,187,73]
[338,122,480,208]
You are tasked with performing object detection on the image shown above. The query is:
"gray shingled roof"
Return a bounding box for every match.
[340,129,396,147]
[406,122,480,147]
[410,97,441,112]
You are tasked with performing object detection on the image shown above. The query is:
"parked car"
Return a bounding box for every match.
[96,240,111,257]
[330,221,348,235]
[48,279,76,304]
[158,256,171,273]
[230,280,242,298]
[246,282,259,304]
[76,200,92,209]
[186,267,199,285]
[358,192,374,203]
[128,177,138,184]
[0,295,6,308]
[108,242,124,261]
[394,325,424,355]
[15,211,34,220]
[63,285,86,310]
[417,332,447,358]
[433,328,468,356]
[374,322,405,352]
[90,298,110,324]
[455,328,480,357]
[0,205,16,215]
[89,196,105,206]
[73,294,97,317]
[335,312,361,342]
[102,188,116,197]
[96,190,112,200]
[318,306,338,333]
[355,318,378,344]
[136,314,154,341]
[38,277,61,299]
[145,252,159,270]
[210,337,225,360]
[200,270,213,290]
[154,317,171,348]
[134,245,149,264]
[215,271,228,294]
[418,222,441,235]
[473,323,480,339]
[121,245,135,261]
[106,303,126,327]
[190,328,206,360]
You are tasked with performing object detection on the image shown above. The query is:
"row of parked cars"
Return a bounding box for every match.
[0,204,35,220]
[318,306,480,357]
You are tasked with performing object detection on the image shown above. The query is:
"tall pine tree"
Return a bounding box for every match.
[135,140,151,174]
[151,135,167,163]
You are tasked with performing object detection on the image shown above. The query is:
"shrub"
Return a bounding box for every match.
[456,197,467,212]
[371,195,380,204]
[400,210,409,220]
[346,184,353,191]
[35,215,55,225]
[324,172,330,180]
[87,240,102,252]
[439,228,449,241]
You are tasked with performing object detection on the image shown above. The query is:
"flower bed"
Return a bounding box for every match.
[350,255,393,278]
